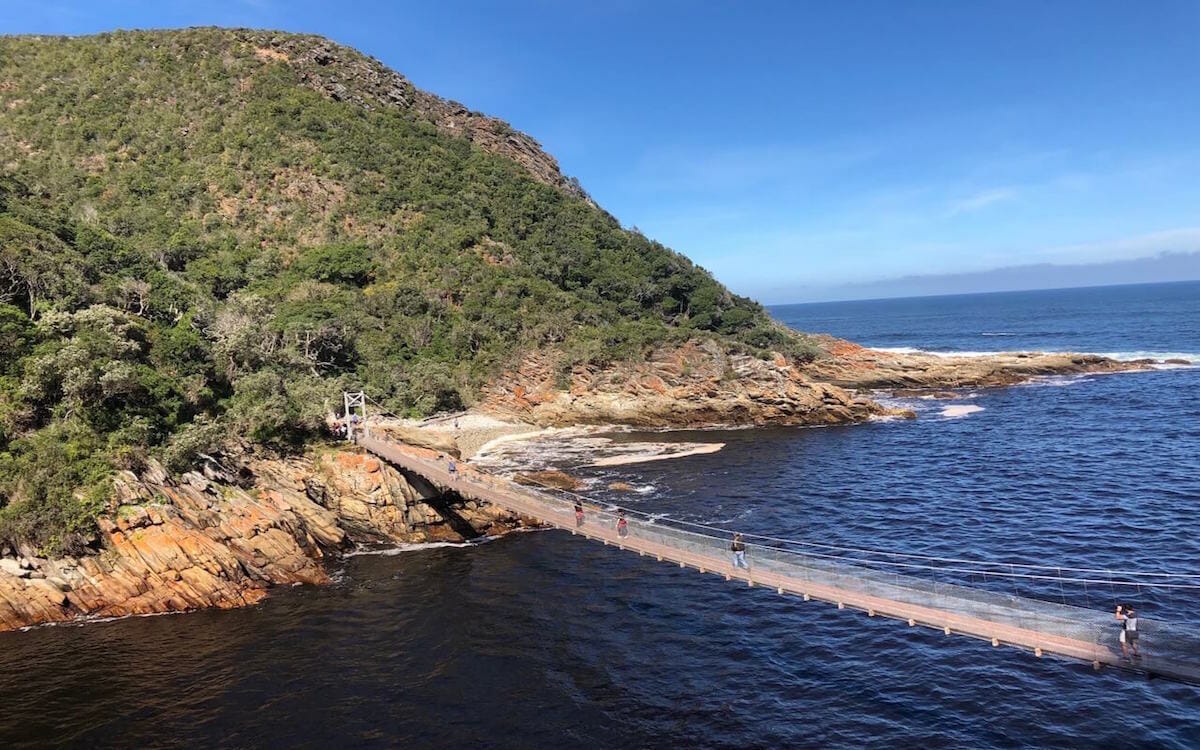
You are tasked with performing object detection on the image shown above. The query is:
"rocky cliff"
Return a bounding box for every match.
[0,447,519,632]
[480,338,890,427]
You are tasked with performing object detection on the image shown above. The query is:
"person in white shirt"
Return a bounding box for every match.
[1115,604,1140,659]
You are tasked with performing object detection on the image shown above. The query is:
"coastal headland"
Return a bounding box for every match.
[0,339,1171,632]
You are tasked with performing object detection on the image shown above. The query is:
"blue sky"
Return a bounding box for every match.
[4,1,1199,302]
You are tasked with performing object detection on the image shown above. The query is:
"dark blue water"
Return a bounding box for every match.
[772,280,1200,359]
[1,282,1198,748]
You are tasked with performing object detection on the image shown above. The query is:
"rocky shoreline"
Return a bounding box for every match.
[479,339,891,428]
[477,338,1165,429]
[0,340,1172,633]
[802,337,1153,392]
[0,447,522,632]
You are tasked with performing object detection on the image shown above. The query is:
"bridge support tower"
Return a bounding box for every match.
[343,391,367,442]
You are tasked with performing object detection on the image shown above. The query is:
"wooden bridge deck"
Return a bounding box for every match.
[358,434,1200,685]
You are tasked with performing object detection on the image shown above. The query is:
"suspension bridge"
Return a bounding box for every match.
[342,395,1200,685]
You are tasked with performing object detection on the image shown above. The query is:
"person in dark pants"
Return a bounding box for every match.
[1116,604,1140,659]
[731,533,748,569]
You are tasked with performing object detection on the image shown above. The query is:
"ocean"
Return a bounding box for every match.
[1,281,1197,748]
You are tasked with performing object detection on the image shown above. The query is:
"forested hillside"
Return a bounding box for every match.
[0,28,815,554]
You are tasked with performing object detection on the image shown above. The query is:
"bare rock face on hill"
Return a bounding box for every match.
[481,339,888,427]
[249,31,588,201]
[0,450,518,632]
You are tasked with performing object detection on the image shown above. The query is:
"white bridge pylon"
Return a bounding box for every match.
[342,391,367,442]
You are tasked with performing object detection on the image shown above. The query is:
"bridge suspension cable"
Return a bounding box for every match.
[511,475,1200,589]
[349,392,1200,590]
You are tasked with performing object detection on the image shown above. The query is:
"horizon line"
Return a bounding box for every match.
[767,277,1200,308]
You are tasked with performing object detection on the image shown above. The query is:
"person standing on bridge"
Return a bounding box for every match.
[1116,604,1140,659]
[731,533,748,569]
[616,511,629,538]
[574,503,584,528]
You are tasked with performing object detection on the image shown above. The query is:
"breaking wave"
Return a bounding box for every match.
[869,345,1196,366]
[344,535,507,557]
[940,404,985,419]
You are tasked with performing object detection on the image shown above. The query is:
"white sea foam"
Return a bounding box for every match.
[869,346,1006,358]
[868,345,1197,365]
[589,442,725,467]
[22,608,189,631]
[940,404,985,418]
[1098,352,1198,367]
[1020,375,1089,388]
[344,535,506,557]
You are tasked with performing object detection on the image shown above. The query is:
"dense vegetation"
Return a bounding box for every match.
[0,28,816,554]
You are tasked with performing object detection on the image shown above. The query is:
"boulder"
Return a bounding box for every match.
[375,425,460,458]
[514,470,584,491]
[0,558,29,578]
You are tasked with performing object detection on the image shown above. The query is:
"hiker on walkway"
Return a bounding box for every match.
[574,503,585,528]
[731,533,748,569]
[616,511,629,538]
[1116,604,1140,659]
[447,457,458,479]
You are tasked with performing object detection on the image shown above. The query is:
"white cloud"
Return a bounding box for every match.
[947,187,1018,216]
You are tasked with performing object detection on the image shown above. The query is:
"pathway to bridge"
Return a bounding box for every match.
[356,433,1200,685]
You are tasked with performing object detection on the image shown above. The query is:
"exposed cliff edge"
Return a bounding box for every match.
[0,448,519,632]
[480,339,890,428]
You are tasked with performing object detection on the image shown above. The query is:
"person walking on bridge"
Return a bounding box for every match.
[1116,604,1140,659]
[731,533,748,569]
[616,511,629,538]
[574,502,584,528]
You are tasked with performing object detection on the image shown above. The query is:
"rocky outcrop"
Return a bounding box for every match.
[514,470,585,492]
[477,335,1150,430]
[0,448,519,632]
[481,339,889,428]
[803,337,1145,392]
